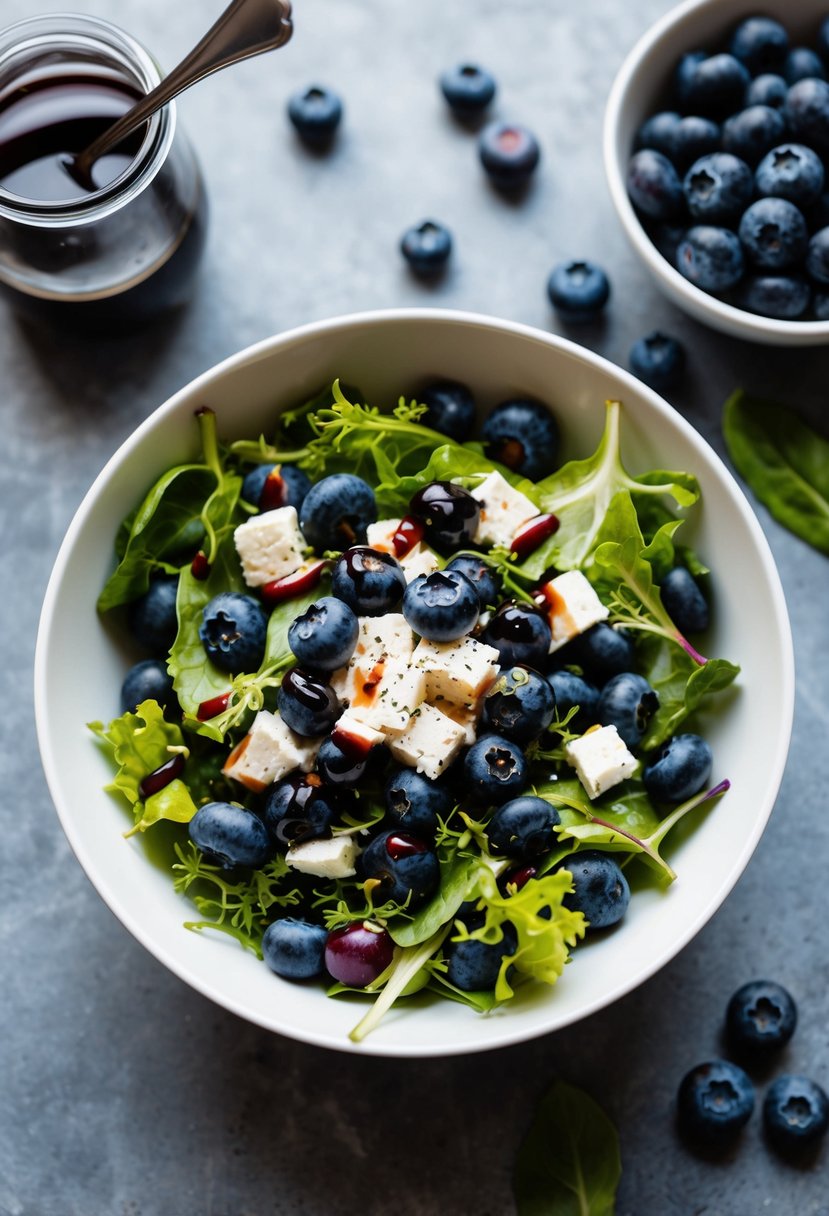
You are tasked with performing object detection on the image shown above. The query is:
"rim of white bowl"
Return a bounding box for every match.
[34,308,795,1055]
[603,0,829,346]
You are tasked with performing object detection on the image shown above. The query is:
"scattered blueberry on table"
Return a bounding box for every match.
[286,84,343,145]
[400,219,453,274]
[677,1059,756,1143]
[726,979,798,1054]
[439,63,497,116]
[546,259,611,322]
[764,1075,829,1151]
[628,330,686,390]
[478,120,540,189]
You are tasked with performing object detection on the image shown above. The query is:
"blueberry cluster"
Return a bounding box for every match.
[677,979,829,1154]
[627,14,829,320]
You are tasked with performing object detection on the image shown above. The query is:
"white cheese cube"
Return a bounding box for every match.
[347,660,427,735]
[469,471,538,549]
[365,518,401,553]
[332,712,387,751]
[399,546,440,582]
[222,710,319,792]
[412,636,501,706]
[540,569,610,652]
[564,724,638,799]
[234,506,306,587]
[440,700,481,746]
[364,517,439,582]
[388,703,467,780]
[285,835,360,879]
[337,614,416,706]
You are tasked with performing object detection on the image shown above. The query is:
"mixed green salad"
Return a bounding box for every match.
[91,380,738,1042]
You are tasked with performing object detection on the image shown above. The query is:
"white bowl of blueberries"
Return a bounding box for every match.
[604,0,829,343]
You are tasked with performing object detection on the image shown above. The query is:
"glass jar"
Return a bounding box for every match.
[0,13,208,329]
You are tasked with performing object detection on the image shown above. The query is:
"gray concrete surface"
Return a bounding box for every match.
[3,0,829,1212]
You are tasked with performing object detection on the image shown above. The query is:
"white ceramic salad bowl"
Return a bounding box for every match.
[35,308,794,1056]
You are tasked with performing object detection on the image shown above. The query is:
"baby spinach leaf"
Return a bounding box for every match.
[723,390,829,555]
[513,1079,621,1216]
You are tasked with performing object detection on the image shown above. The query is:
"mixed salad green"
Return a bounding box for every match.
[91,381,738,1041]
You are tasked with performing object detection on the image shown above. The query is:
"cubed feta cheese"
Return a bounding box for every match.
[364,517,439,582]
[388,703,467,780]
[285,835,360,878]
[332,712,387,751]
[399,546,440,582]
[346,660,427,734]
[336,614,416,706]
[440,699,481,746]
[564,724,638,799]
[469,471,538,549]
[233,506,306,587]
[412,636,501,705]
[222,710,319,792]
[365,518,400,553]
[540,569,610,652]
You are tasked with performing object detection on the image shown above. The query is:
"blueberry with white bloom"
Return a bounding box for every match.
[288,596,359,670]
[464,734,527,805]
[262,918,328,980]
[120,658,176,715]
[678,1060,755,1143]
[676,225,745,293]
[557,850,630,929]
[683,152,753,223]
[745,74,788,111]
[384,768,452,837]
[755,144,825,206]
[783,47,826,84]
[598,671,659,748]
[445,913,518,991]
[736,273,811,318]
[439,63,496,116]
[483,666,556,743]
[739,198,809,270]
[400,220,453,275]
[546,260,611,322]
[402,569,479,641]
[643,733,713,802]
[784,79,829,154]
[199,592,267,674]
[722,106,786,166]
[547,670,600,732]
[189,801,274,870]
[729,16,788,75]
[487,795,560,861]
[764,1076,829,1150]
[629,331,686,391]
[300,473,377,552]
[626,149,684,220]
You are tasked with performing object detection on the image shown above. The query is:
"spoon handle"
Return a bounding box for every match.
[75,0,293,177]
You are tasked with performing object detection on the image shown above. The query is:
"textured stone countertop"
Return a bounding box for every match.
[3,0,829,1212]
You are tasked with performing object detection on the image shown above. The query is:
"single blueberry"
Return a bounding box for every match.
[554,622,636,684]
[128,574,179,655]
[634,110,681,157]
[671,115,722,171]
[676,225,745,293]
[738,197,810,270]
[299,472,377,552]
[315,734,372,789]
[557,850,630,929]
[547,670,600,732]
[189,801,274,870]
[408,481,480,553]
[683,152,753,222]
[674,51,707,104]
[288,595,360,670]
[763,1076,829,1150]
[784,47,826,84]
[445,554,500,609]
[464,733,527,805]
[482,396,560,480]
[481,601,552,670]
[745,73,789,111]
[199,592,267,674]
[261,918,328,980]
[546,259,611,322]
[331,547,406,616]
[120,658,176,715]
[417,379,477,441]
[439,63,496,115]
[755,143,825,205]
[784,78,829,155]
[626,149,684,220]
[445,916,518,991]
[736,273,811,318]
[287,85,343,144]
[277,668,340,737]
[660,565,710,633]
[730,16,789,75]
[807,226,829,284]
[359,830,440,907]
[677,1060,755,1143]
[483,666,556,744]
[598,671,659,748]
[650,222,688,264]
[679,53,751,118]
[726,979,798,1054]
[400,220,453,274]
[487,795,560,862]
[643,733,713,802]
[384,767,453,837]
[629,331,686,390]
[402,569,480,642]
[264,773,340,848]
[478,121,541,188]
[722,105,786,165]
[241,463,312,512]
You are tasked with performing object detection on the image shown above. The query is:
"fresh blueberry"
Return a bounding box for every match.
[745,73,789,111]
[315,734,372,789]
[736,273,811,318]
[287,85,343,144]
[445,554,500,609]
[629,331,686,391]
[547,670,600,732]
[417,379,477,441]
[784,78,829,155]
[299,473,377,552]
[784,47,826,84]
[677,1060,755,1143]
[487,795,560,862]
[241,463,312,512]
[402,569,480,641]
[815,290,829,318]
[730,16,789,75]
[671,115,722,171]
[755,143,825,205]
[120,658,176,715]
[360,830,440,907]
[643,733,713,802]
[555,623,636,685]
[807,226,829,284]
[626,149,684,220]
[408,481,480,553]
[679,53,751,119]
[726,979,798,1054]
[683,152,753,222]
[277,668,340,737]
[675,51,707,103]
[763,1076,829,1150]
[189,801,274,869]
[557,850,630,929]
[481,601,552,670]
[384,767,452,837]
[324,922,394,988]
[478,121,541,189]
[598,671,659,748]
[199,592,267,674]
[676,225,745,292]
[444,915,518,991]
[439,63,496,115]
[288,595,359,670]
[483,665,556,744]
[635,110,681,157]
[482,397,560,480]
[400,220,452,275]
[264,773,340,848]
[738,197,809,270]
[128,574,179,655]
[722,105,786,165]
[464,733,527,805]
[262,918,328,980]
[546,260,611,322]
[650,222,689,264]
[660,565,710,633]
[331,547,406,616]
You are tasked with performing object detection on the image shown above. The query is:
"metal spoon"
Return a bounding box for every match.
[70,0,293,186]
